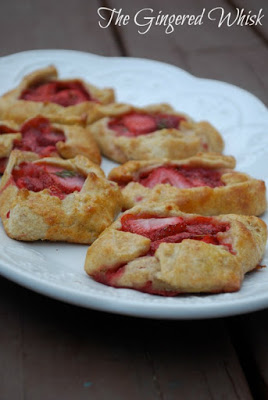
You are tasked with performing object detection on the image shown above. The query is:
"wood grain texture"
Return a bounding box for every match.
[0,0,119,56]
[108,0,268,105]
[143,319,253,400]
[0,278,253,400]
[228,310,268,400]
[231,0,268,40]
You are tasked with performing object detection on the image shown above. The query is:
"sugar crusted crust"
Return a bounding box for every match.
[87,103,224,163]
[84,203,267,294]
[108,153,267,216]
[0,151,122,243]
[0,65,115,125]
[0,116,101,170]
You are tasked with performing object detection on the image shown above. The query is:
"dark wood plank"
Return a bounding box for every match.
[0,0,119,56]
[228,310,268,400]
[0,280,24,400]
[145,319,253,400]
[0,277,253,400]
[107,0,268,105]
[231,0,268,40]
[0,278,159,400]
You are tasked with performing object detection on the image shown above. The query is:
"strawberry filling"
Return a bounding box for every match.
[137,165,224,188]
[92,214,233,296]
[121,214,231,255]
[108,112,186,137]
[0,125,18,134]
[93,264,179,297]
[12,162,85,199]
[14,117,65,157]
[20,80,92,107]
[0,157,8,174]
[0,117,65,174]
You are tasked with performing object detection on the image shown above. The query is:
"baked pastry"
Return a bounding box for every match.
[0,65,115,125]
[85,203,267,295]
[109,153,267,216]
[0,119,21,173]
[0,116,101,173]
[0,150,122,243]
[87,103,224,163]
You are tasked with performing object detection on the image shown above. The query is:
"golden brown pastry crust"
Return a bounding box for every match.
[0,151,122,243]
[87,103,224,163]
[53,122,101,164]
[84,203,267,294]
[108,153,267,216]
[0,119,21,158]
[0,116,101,170]
[0,65,115,125]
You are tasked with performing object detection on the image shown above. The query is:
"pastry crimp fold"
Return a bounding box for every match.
[0,116,101,174]
[87,103,224,163]
[85,203,267,295]
[0,150,122,243]
[108,153,267,216]
[0,65,115,125]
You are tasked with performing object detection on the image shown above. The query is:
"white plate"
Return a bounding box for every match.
[0,49,267,319]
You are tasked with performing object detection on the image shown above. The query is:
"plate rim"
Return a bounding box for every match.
[0,48,267,112]
[0,48,267,319]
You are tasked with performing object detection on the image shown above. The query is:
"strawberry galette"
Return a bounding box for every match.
[87,103,224,163]
[0,65,115,125]
[85,204,267,295]
[0,151,122,243]
[0,116,101,173]
[109,153,267,216]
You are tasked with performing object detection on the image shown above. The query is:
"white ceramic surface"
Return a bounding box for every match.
[0,49,267,319]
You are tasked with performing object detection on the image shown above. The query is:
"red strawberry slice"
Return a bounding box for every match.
[137,166,224,189]
[51,172,85,193]
[121,113,157,135]
[178,167,224,188]
[108,121,133,137]
[149,232,221,254]
[44,165,85,194]
[36,130,65,147]
[121,215,186,241]
[154,114,186,129]
[150,231,195,253]
[139,167,193,189]
[21,116,50,133]
[109,112,184,137]
[51,89,89,107]
[186,222,224,235]
[121,214,232,255]
[23,82,56,101]
[12,163,85,199]
[20,81,91,106]
[14,117,65,157]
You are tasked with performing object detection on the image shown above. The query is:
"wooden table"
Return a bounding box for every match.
[0,0,267,399]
